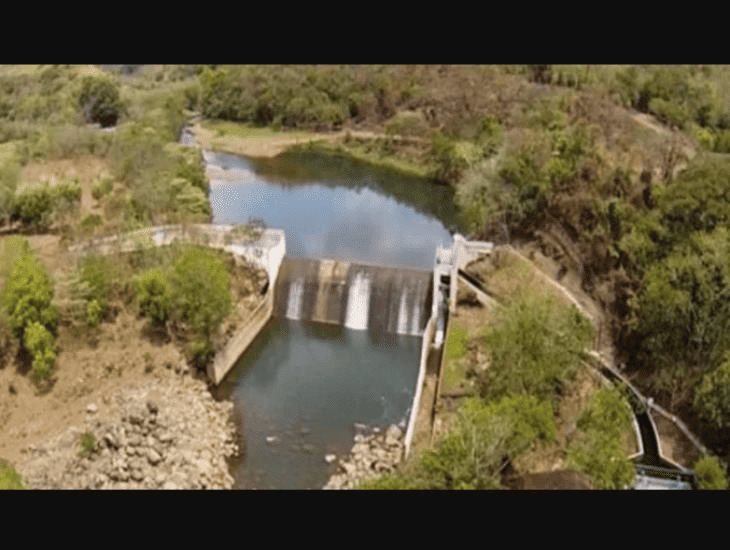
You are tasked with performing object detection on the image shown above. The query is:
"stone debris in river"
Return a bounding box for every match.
[324,454,337,464]
[324,424,405,490]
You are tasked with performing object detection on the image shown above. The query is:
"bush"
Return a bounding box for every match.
[693,356,730,430]
[12,185,53,229]
[693,455,728,490]
[367,395,555,490]
[23,321,56,381]
[0,157,20,224]
[482,290,593,404]
[0,459,24,489]
[385,111,431,138]
[91,177,114,200]
[648,97,689,128]
[0,312,17,367]
[566,388,635,489]
[73,255,115,327]
[1,244,57,338]
[133,268,173,326]
[168,246,231,339]
[78,75,123,127]
[79,432,96,457]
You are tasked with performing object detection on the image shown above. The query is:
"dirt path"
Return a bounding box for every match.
[191,122,424,159]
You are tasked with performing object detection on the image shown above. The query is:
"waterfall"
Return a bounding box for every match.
[286,278,305,320]
[409,281,423,336]
[344,272,371,330]
[396,289,410,335]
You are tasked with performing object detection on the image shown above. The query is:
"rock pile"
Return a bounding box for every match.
[324,424,405,489]
[18,373,238,489]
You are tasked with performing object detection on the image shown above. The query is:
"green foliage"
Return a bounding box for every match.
[567,388,635,489]
[133,268,172,326]
[385,111,431,137]
[693,455,728,490]
[444,323,468,362]
[430,133,470,182]
[631,228,730,375]
[73,255,114,327]
[168,246,231,339]
[23,321,56,380]
[0,459,24,489]
[367,395,556,490]
[109,123,210,224]
[693,355,730,429]
[482,290,593,404]
[78,75,123,127]
[654,155,730,240]
[0,156,20,224]
[79,431,96,457]
[1,242,57,338]
[132,246,231,365]
[91,177,114,200]
[0,312,17,367]
[10,180,81,230]
[11,186,53,228]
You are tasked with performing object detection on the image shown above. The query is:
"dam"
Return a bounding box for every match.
[204,147,460,488]
[275,257,432,336]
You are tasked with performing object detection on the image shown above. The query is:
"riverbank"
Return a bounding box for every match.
[192,119,434,180]
[17,368,237,489]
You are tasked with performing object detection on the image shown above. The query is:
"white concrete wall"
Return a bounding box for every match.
[404,314,437,458]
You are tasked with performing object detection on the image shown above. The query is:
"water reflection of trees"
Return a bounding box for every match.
[227,151,465,232]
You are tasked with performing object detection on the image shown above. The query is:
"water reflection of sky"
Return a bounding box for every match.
[207,151,456,269]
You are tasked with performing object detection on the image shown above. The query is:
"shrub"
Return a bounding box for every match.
[0,459,24,489]
[566,388,635,489]
[12,185,53,229]
[168,246,231,339]
[1,244,57,338]
[133,268,173,326]
[23,321,56,381]
[91,177,114,200]
[367,395,555,490]
[385,111,431,137]
[693,455,728,490]
[79,432,96,457]
[483,290,593,404]
[693,355,730,430]
[78,76,123,127]
[0,312,17,367]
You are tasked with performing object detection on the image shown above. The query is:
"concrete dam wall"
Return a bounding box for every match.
[275,257,433,336]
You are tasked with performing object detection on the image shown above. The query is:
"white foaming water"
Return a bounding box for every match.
[344,272,371,330]
[396,288,410,335]
[286,278,305,320]
[409,282,423,335]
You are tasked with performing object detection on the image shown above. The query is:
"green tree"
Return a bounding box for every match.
[632,228,730,379]
[483,291,593,404]
[566,388,635,490]
[364,395,555,490]
[693,455,728,490]
[693,355,730,429]
[168,246,231,341]
[78,75,123,127]
[1,243,57,338]
[133,268,173,326]
[23,321,56,381]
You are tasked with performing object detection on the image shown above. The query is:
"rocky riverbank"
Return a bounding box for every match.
[324,424,405,489]
[17,370,238,489]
